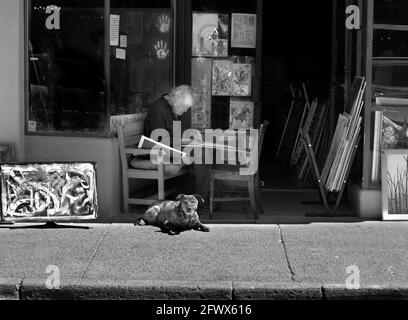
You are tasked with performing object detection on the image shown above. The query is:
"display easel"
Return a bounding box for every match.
[290,83,311,166]
[276,83,296,157]
[300,130,360,217]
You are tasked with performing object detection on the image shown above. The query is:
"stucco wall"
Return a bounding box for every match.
[0,0,25,160]
[25,136,122,218]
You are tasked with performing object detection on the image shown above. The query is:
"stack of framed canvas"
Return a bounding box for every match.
[299,77,366,217]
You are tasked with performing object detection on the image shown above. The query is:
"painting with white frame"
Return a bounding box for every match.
[382,149,408,221]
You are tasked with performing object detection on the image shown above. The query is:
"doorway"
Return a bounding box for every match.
[260,1,334,190]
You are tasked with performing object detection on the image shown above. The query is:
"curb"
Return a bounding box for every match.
[3,279,408,300]
[18,279,233,300]
[0,278,20,300]
[323,284,408,300]
[233,282,322,300]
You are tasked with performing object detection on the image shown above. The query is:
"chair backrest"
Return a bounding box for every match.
[239,120,269,176]
[116,115,146,171]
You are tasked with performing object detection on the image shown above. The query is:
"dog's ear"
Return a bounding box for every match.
[176,194,184,202]
[193,194,205,204]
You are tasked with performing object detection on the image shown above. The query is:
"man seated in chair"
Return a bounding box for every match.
[130,85,210,198]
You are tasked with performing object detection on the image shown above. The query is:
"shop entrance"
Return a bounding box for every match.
[258,1,344,217]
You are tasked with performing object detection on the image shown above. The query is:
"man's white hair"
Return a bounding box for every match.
[168,85,196,106]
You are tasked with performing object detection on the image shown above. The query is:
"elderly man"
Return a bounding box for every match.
[143,85,195,138]
[133,85,210,199]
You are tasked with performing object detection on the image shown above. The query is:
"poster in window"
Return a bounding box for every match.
[231,13,257,49]
[232,63,252,96]
[191,58,212,129]
[1,162,98,221]
[192,13,229,57]
[212,59,233,96]
[229,99,254,130]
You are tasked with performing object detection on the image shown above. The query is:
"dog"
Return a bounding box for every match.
[134,194,210,235]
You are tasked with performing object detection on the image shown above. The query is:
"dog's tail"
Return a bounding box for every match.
[134,218,146,226]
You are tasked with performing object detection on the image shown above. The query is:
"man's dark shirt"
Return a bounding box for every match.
[143,95,177,138]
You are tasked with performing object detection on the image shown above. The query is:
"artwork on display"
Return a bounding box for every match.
[229,99,254,130]
[192,13,229,57]
[232,63,252,96]
[231,13,257,48]
[1,162,98,221]
[212,59,233,96]
[372,109,408,183]
[382,150,408,220]
[191,58,212,129]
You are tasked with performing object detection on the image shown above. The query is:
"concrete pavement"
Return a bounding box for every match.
[0,222,407,299]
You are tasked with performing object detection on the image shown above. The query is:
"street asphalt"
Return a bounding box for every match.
[0,222,407,300]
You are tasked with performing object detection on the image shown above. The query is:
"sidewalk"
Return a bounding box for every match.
[1,221,408,300]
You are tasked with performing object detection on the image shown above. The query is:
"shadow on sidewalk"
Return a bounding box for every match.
[5,221,92,230]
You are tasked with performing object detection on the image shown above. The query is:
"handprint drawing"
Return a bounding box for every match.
[156,15,171,33]
[154,40,169,60]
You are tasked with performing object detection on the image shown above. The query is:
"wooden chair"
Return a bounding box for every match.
[209,120,269,219]
[116,118,191,213]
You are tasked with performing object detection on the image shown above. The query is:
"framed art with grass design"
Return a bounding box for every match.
[382,150,408,220]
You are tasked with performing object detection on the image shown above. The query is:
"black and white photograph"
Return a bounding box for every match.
[0,0,408,313]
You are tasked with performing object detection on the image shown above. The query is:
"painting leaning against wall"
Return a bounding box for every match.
[1,162,98,222]
[382,150,408,220]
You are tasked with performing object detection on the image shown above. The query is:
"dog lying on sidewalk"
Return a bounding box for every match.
[134,194,210,235]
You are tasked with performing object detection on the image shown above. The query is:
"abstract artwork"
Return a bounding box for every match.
[191,58,212,129]
[229,99,254,130]
[382,150,408,220]
[232,63,252,96]
[231,13,257,48]
[1,162,98,221]
[192,13,229,57]
[212,59,233,96]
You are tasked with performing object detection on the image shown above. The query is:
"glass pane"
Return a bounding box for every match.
[374,0,408,25]
[373,58,408,93]
[110,3,174,117]
[373,30,408,58]
[28,0,106,134]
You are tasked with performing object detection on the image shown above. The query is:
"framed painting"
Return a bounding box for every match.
[382,150,408,220]
[231,13,257,49]
[229,99,254,130]
[1,162,98,222]
[192,13,229,57]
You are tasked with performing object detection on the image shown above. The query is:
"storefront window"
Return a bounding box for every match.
[27,0,173,136]
[28,0,107,135]
[110,1,173,116]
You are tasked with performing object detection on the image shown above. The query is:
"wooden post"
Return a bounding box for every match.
[362,0,374,189]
